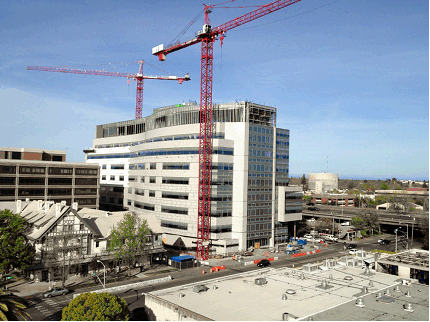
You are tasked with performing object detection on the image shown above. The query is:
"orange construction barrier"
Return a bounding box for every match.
[268,257,275,261]
[202,270,205,275]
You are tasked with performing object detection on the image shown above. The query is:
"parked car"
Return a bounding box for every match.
[308,207,320,211]
[346,244,356,250]
[325,235,338,242]
[257,259,271,267]
[349,249,358,255]
[303,234,313,239]
[43,287,69,298]
[380,239,391,245]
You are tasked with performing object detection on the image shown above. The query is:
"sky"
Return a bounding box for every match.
[1,0,428,180]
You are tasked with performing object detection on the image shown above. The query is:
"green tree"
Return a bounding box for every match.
[0,210,35,275]
[0,290,31,321]
[352,210,380,236]
[423,180,428,189]
[380,182,389,190]
[107,213,150,276]
[347,180,355,190]
[61,292,129,321]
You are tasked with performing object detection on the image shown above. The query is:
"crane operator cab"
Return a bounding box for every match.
[198,24,212,36]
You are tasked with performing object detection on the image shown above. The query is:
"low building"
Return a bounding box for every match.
[309,193,355,206]
[0,147,66,162]
[0,158,99,209]
[143,253,429,321]
[1,200,164,282]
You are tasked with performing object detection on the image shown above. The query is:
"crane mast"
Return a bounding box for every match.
[27,61,190,119]
[152,0,302,260]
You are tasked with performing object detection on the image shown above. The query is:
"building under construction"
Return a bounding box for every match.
[85,101,302,254]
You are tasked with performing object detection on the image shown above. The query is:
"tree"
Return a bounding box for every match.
[423,180,428,189]
[379,182,389,190]
[347,180,355,190]
[107,213,150,276]
[351,210,380,236]
[61,292,130,321]
[300,174,307,191]
[0,210,35,275]
[0,290,31,321]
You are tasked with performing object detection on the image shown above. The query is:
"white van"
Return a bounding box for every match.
[325,235,338,242]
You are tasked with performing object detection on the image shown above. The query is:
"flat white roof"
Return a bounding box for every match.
[148,265,429,321]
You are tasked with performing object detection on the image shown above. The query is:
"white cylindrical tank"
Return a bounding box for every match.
[308,173,338,192]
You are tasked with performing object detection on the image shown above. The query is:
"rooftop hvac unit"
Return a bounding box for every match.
[193,285,208,293]
[255,278,267,285]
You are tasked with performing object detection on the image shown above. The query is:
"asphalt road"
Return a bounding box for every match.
[25,237,408,321]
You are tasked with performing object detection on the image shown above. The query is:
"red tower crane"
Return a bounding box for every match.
[27,60,190,119]
[152,0,303,260]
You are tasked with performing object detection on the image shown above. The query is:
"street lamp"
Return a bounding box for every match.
[97,260,106,289]
[411,218,415,249]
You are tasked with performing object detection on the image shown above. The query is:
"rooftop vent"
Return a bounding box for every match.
[405,291,411,297]
[395,285,401,292]
[255,278,267,285]
[385,289,391,296]
[329,274,333,280]
[376,292,382,298]
[344,276,353,281]
[368,280,374,287]
[60,200,66,206]
[361,286,369,294]
[178,293,185,298]
[213,285,218,290]
[316,279,334,290]
[286,289,296,295]
[355,298,365,308]
[404,303,414,312]
[282,313,298,321]
[282,294,287,300]
[193,285,208,293]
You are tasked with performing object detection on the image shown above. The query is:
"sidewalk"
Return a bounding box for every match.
[7,245,330,298]
[6,265,178,298]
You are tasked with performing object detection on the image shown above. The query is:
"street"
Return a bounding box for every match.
[24,236,408,321]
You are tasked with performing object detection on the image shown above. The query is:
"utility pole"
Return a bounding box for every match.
[411,218,415,249]
[395,228,398,253]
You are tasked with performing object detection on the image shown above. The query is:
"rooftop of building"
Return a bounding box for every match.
[0,159,97,166]
[0,147,66,154]
[147,253,429,321]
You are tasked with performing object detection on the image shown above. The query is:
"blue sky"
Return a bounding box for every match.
[1,0,428,180]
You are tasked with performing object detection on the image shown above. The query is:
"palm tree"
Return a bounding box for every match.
[0,290,31,321]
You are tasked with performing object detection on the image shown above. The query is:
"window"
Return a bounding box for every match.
[102,175,106,180]
[129,176,137,182]
[48,168,73,175]
[19,177,45,185]
[75,188,97,195]
[0,166,16,174]
[149,191,155,197]
[102,165,106,169]
[162,178,189,185]
[111,164,125,170]
[135,189,144,196]
[161,221,187,230]
[163,163,189,170]
[150,163,156,170]
[128,187,133,194]
[110,175,115,180]
[162,192,188,200]
[119,176,124,181]
[161,206,188,215]
[75,178,97,185]
[149,177,156,184]
[0,177,15,185]
[141,177,145,183]
[134,202,154,211]
[127,200,132,206]
[75,168,98,175]
[19,167,45,174]
[95,241,99,248]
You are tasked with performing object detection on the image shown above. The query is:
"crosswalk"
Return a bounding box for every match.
[32,298,65,321]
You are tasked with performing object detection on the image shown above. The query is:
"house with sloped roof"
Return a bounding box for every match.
[1,200,164,282]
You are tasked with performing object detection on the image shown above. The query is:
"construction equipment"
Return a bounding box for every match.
[27,60,190,119]
[152,0,303,260]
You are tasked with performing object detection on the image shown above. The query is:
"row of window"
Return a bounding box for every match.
[102,175,124,181]
[88,148,234,160]
[0,166,97,176]
[95,133,225,149]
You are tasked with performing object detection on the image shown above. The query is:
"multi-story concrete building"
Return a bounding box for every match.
[0,149,99,209]
[85,101,302,254]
